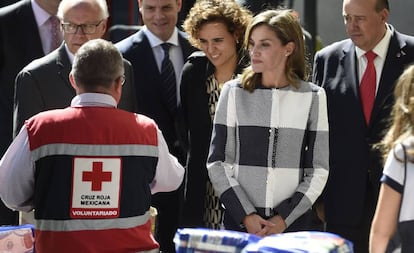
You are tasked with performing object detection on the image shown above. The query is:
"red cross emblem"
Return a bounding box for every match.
[82,161,112,191]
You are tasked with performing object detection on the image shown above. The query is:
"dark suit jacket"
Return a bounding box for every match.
[116,29,195,163]
[177,51,248,227]
[14,44,137,136]
[312,25,414,226]
[0,0,44,156]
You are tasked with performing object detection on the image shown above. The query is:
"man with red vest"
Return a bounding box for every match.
[0,38,184,253]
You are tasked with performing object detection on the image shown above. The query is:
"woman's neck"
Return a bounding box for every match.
[214,54,238,84]
[262,69,289,88]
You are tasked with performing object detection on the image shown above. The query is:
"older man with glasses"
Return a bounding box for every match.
[12,0,137,224]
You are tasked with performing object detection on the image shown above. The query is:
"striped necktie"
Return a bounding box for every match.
[160,43,177,115]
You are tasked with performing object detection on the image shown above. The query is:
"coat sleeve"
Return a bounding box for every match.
[207,84,257,224]
[274,86,329,227]
[14,69,44,138]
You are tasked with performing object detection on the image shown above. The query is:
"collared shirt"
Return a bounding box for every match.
[31,0,62,54]
[70,93,117,107]
[356,24,392,95]
[0,93,184,211]
[142,25,184,104]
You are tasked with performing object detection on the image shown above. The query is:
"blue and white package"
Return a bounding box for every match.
[174,228,261,253]
[242,231,353,253]
[0,224,35,253]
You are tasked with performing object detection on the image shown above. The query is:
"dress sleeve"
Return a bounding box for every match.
[382,147,405,194]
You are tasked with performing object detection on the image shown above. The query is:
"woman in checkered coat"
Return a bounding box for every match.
[207,9,329,236]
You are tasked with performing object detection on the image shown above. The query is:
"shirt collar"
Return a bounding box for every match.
[356,24,392,60]
[141,25,179,48]
[71,93,117,108]
[31,0,53,27]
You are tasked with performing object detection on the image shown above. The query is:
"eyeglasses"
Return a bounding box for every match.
[61,20,104,34]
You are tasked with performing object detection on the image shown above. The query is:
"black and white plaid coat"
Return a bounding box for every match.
[207,78,329,228]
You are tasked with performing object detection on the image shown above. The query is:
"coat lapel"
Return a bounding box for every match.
[131,31,159,74]
[55,45,74,93]
[341,42,368,128]
[178,31,193,61]
[342,43,359,101]
[18,0,45,58]
[371,28,406,127]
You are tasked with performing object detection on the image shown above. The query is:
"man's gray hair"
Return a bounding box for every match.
[57,0,109,20]
[72,39,123,89]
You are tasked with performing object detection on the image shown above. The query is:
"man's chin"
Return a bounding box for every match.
[69,45,82,55]
[151,26,173,41]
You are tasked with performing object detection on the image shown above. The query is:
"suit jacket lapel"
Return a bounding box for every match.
[18,0,45,57]
[342,43,360,100]
[178,31,193,61]
[341,42,368,128]
[55,45,74,93]
[132,31,158,73]
[129,30,162,110]
[371,28,406,126]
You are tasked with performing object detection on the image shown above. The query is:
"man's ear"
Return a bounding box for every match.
[112,76,123,104]
[69,72,78,91]
[380,8,389,22]
[115,76,123,94]
[138,0,143,12]
[101,18,108,34]
[176,0,183,12]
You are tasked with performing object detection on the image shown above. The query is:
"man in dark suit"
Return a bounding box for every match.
[312,0,414,252]
[0,0,61,225]
[116,0,195,252]
[14,0,136,137]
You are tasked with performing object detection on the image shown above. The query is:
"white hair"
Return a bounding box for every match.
[57,0,109,20]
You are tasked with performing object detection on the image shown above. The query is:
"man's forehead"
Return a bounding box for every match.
[140,0,177,5]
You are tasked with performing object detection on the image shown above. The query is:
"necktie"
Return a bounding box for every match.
[49,15,61,52]
[160,43,177,115]
[360,50,377,125]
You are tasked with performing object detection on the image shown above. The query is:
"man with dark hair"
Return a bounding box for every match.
[0,38,184,253]
[313,0,414,251]
[116,0,196,251]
